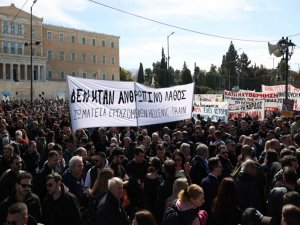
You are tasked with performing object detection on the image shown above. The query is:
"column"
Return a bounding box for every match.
[24,64,28,81]
[43,65,46,81]
[37,65,40,81]
[10,63,13,81]
[17,64,20,81]
[2,63,6,80]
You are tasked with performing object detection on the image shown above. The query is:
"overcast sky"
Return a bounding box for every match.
[4,0,300,73]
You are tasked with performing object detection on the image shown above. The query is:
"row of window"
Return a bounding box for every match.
[47,71,115,80]
[2,21,23,36]
[2,41,24,54]
[47,50,115,64]
[47,31,116,48]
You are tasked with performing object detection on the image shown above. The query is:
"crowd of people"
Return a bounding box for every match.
[0,98,300,225]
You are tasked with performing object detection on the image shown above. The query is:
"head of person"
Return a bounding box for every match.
[172,177,188,200]
[265,150,279,164]
[3,144,14,160]
[242,208,273,225]
[47,150,59,168]
[156,143,166,159]
[196,143,209,159]
[10,154,22,173]
[6,202,28,225]
[178,184,205,207]
[281,204,300,225]
[69,156,84,177]
[112,147,125,165]
[242,136,254,147]
[241,159,257,177]
[218,145,229,160]
[283,191,300,207]
[28,141,37,154]
[15,172,33,199]
[212,177,237,215]
[134,147,145,163]
[281,155,298,171]
[241,144,253,160]
[108,177,123,200]
[92,151,106,169]
[283,166,298,188]
[148,156,161,173]
[92,168,114,198]
[151,132,159,144]
[179,143,190,161]
[163,159,176,177]
[45,172,62,196]
[75,147,87,160]
[208,157,223,177]
[132,210,157,225]
[172,149,186,169]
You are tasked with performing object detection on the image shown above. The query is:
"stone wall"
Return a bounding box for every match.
[1,80,67,100]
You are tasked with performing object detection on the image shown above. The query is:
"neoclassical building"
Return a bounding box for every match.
[0,4,120,99]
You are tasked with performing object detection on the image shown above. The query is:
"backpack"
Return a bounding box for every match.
[162,205,201,225]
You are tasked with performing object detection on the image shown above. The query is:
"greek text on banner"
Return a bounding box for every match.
[67,76,194,131]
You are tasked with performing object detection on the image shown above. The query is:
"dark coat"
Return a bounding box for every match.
[0,169,24,202]
[201,174,219,213]
[95,191,129,225]
[0,190,42,224]
[190,155,209,186]
[34,164,56,201]
[235,172,261,211]
[43,184,82,225]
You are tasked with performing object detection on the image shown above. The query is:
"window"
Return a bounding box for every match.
[71,35,76,43]
[71,72,76,77]
[47,71,53,79]
[83,72,87,78]
[11,22,15,35]
[93,55,97,64]
[47,31,52,40]
[111,41,115,48]
[47,50,52,60]
[102,56,106,64]
[11,42,15,54]
[82,37,86,44]
[112,74,115,80]
[3,21,8,34]
[92,38,96,46]
[3,41,8,53]
[17,24,22,35]
[60,52,65,60]
[60,71,65,79]
[71,52,76,61]
[102,73,106,80]
[18,43,23,54]
[82,54,87,63]
[111,56,115,65]
[93,72,97,79]
[60,33,64,42]
[32,28,35,37]
[102,40,106,47]
[32,48,36,56]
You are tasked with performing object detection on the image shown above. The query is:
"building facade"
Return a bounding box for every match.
[0,4,120,99]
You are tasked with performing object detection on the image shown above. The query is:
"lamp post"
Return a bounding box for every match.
[277,37,295,100]
[30,0,38,108]
[167,32,175,70]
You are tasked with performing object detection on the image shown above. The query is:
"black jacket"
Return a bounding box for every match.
[96,191,129,225]
[190,155,209,186]
[0,190,42,224]
[43,184,81,225]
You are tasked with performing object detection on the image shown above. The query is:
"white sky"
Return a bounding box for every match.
[4,0,300,73]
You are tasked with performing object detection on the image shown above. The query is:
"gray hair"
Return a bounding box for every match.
[196,144,208,156]
[180,143,190,152]
[240,159,257,175]
[68,155,83,169]
[108,177,123,191]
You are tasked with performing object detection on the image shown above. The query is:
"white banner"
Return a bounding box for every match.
[193,102,229,122]
[224,90,279,112]
[193,94,223,102]
[261,84,300,111]
[229,100,265,121]
[67,76,194,131]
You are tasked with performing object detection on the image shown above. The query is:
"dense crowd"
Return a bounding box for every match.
[0,98,300,225]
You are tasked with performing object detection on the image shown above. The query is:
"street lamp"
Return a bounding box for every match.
[30,0,38,108]
[268,37,295,100]
[167,32,175,70]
